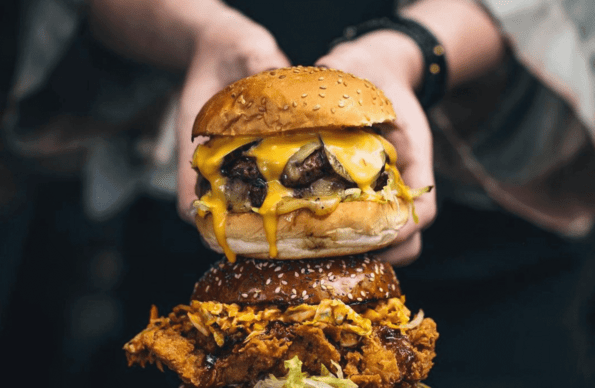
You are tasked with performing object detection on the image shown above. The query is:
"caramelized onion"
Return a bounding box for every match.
[324,147,354,183]
[403,310,424,330]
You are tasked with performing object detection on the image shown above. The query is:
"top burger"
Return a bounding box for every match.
[192,66,424,262]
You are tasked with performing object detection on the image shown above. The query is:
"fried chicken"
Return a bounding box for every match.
[124,303,438,388]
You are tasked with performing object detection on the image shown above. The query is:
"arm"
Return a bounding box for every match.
[317,0,505,265]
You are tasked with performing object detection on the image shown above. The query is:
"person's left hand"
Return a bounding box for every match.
[316,30,437,266]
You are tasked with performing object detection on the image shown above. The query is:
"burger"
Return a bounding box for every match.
[124,254,438,388]
[123,67,437,388]
[191,66,428,262]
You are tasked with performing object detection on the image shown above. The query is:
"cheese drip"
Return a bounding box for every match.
[193,129,403,261]
[186,297,411,347]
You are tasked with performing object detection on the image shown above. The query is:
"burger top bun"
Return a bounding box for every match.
[192,66,396,137]
[192,254,402,306]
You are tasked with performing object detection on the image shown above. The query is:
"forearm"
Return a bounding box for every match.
[400,0,505,89]
[87,0,226,69]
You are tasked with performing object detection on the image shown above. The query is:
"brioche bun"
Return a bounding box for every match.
[192,66,396,137]
[195,198,408,260]
[191,254,402,305]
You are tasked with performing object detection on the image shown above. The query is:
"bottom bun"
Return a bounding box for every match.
[195,199,408,259]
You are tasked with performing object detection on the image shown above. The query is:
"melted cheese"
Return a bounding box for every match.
[193,129,405,261]
[186,297,411,347]
[320,130,385,195]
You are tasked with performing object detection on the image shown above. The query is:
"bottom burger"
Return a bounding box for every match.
[124,255,438,388]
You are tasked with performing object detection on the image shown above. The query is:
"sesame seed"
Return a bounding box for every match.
[319,85,327,89]
[292,101,298,107]
[295,272,299,278]
[319,268,323,273]
[357,89,361,94]
[282,280,288,285]
[301,93,308,98]
[356,268,363,273]
[358,100,363,106]
[386,292,390,298]
[338,101,345,107]
[357,297,363,302]
[331,108,336,113]
[303,294,309,300]
[279,75,286,79]
[337,78,342,84]
[293,69,300,73]
[266,278,272,285]
[278,273,284,278]
[348,293,353,299]
[283,105,289,110]
[274,266,282,272]
[291,294,297,299]
[246,101,253,108]
[205,285,210,292]
[313,104,321,111]
[328,272,333,277]
[320,280,325,285]
[218,280,222,286]
[242,293,248,298]
[321,285,327,290]
[302,290,307,297]
[391,284,396,291]
[318,77,324,81]
[379,287,384,292]
[292,289,297,294]
[350,274,356,278]
[361,291,366,297]
[275,287,281,293]
[343,94,349,99]
[319,93,325,98]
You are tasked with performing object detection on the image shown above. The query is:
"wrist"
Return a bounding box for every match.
[363,30,425,92]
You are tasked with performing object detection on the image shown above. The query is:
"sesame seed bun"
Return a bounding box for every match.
[192,66,396,137]
[191,254,402,305]
[195,199,409,260]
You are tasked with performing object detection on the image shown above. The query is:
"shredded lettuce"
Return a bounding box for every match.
[254,356,357,388]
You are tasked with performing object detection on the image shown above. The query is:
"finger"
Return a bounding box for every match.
[377,232,423,266]
[245,45,291,75]
[380,87,437,240]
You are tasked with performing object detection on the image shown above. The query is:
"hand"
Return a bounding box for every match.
[316,30,437,266]
[176,4,291,222]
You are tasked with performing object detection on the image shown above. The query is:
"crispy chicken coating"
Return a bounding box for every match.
[124,304,438,388]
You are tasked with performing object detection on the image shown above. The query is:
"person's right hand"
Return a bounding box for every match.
[176,3,291,223]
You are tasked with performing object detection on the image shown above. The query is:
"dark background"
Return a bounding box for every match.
[1,0,594,387]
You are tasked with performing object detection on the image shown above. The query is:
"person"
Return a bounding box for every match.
[1,0,593,387]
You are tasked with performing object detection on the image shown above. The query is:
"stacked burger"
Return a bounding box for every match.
[124,67,438,388]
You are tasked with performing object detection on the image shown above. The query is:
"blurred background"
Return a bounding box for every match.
[1,1,594,388]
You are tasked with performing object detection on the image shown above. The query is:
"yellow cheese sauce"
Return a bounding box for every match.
[193,129,409,261]
[186,297,411,347]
